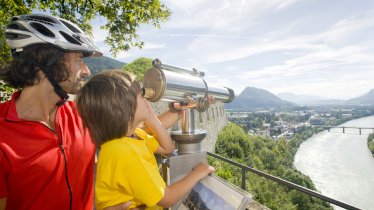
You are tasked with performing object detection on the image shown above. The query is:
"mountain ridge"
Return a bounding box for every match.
[84,56,126,75]
[346,89,374,105]
[225,86,294,110]
[226,87,374,110]
[277,89,374,106]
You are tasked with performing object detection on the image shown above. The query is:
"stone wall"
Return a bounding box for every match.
[151,101,228,152]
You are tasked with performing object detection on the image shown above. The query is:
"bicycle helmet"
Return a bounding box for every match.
[4,13,102,57]
[4,14,103,106]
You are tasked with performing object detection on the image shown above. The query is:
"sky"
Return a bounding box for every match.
[91,0,374,100]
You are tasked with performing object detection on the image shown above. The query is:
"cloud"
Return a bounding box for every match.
[143,43,166,49]
[96,0,374,99]
[164,0,301,30]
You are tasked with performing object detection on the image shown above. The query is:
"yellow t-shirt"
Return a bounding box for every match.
[95,128,165,210]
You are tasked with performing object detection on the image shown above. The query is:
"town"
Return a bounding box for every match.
[226,105,374,140]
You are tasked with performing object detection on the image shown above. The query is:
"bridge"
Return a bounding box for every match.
[312,125,374,135]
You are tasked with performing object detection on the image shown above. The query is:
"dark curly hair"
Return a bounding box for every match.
[0,45,70,89]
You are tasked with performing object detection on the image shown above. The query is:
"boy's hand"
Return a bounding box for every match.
[192,163,215,180]
[103,202,145,210]
[207,95,216,105]
[145,101,158,123]
[103,202,131,210]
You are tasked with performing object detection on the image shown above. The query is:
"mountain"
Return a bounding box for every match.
[277,92,326,105]
[346,89,374,105]
[225,87,294,110]
[84,56,126,75]
[277,92,346,105]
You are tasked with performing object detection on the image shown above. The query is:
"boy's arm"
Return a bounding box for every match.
[141,110,180,134]
[156,110,181,130]
[144,102,175,155]
[0,197,6,210]
[143,96,215,133]
[157,163,215,208]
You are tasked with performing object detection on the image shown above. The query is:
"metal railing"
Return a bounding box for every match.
[207,152,361,210]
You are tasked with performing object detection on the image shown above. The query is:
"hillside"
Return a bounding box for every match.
[213,123,332,210]
[346,89,374,105]
[225,87,294,110]
[84,56,126,75]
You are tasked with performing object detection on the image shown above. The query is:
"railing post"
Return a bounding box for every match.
[242,168,246,190]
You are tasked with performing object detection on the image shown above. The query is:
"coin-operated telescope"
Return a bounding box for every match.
[143,58,234,154]
[143,59,250,210]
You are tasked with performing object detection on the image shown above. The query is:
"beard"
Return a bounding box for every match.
[70,80,85,94]
[61,76,87,94]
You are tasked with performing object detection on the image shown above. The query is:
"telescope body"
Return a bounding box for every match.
[142,59,235,154]
[142,59,234,104]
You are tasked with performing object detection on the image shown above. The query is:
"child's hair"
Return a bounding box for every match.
[76,70,141,145]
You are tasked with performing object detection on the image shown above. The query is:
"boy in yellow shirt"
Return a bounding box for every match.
[76,70,215,210]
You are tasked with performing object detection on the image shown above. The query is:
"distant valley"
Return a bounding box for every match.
[225,86,374,110]
[277,89,374,106]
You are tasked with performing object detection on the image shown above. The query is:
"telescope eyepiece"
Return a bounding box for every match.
[141,87,155,100]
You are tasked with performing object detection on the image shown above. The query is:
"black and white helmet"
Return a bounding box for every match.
[4,14,102,57]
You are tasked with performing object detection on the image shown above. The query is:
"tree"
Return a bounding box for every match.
[0,81,14,103]
[1,1,170,101]
[212,122,333,209]
[367,132,374,156]
[123,57,153,80]
[0,0,171,63]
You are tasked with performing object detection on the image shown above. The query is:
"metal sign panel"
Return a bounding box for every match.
[177,175,251,210]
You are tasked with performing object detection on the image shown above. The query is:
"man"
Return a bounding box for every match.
[0,14,181,210]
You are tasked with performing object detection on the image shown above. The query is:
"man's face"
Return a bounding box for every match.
[59,52,91,94]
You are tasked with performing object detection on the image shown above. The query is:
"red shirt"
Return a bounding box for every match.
[0,91,96,210]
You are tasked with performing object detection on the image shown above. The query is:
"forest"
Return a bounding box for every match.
[209,123,332,210]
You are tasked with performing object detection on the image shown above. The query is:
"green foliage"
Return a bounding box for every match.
[0,81,15,102]
[367,132,374,157]
[0,0,171,60]
[212,123,333,210]
[0,1,31,63]
[123,57,153,80]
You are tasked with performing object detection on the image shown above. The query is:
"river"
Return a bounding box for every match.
[294,116,374,210]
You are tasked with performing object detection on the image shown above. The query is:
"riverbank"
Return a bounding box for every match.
[294,115,374,210]
[367,132,374,157]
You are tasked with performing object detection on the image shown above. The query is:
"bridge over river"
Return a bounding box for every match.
[313,125,374,135]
